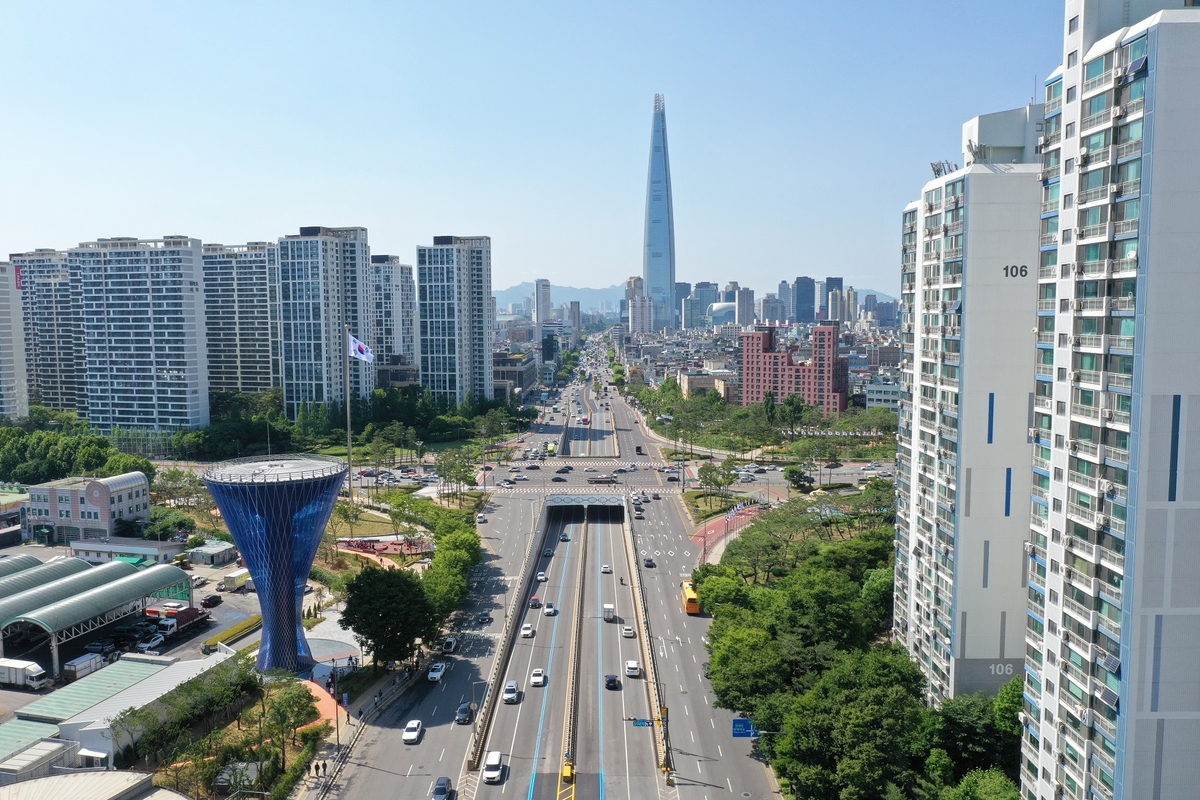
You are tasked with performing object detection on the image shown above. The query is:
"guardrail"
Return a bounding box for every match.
[467,499,547,770]
[623,509,671,781]
[560,516,589,778]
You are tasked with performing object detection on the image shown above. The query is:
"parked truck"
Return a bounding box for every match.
[63,653,104,682]
[219,568,251,592]
[603,604,615,622]
[157,607,212,638]
[0,658,51,690]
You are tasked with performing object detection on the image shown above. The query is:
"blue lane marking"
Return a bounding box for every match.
[526,515,577,800]
[987,393,995,444]
[1004,468,1012,517]
[1169,395,1181,501]
[594,519,606,800]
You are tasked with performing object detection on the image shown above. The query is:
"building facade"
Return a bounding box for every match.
[893,105,1044,707]
[533,278,552,347]
[10,249,85,415]
[1022,7,1200,799]
[71,236,209,431]
[739,325,847,413]
[792,276,816,324]
[416,236,493,404]
[24,471,151,543]
[735,287,755,326]
[628,296,655,335]
[369,255,416,368]
[202,242,278,394]
[0,264,28,420]
[642,94,676,329]
[276,227,373,420]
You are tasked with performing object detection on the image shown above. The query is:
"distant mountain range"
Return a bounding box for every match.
[492,282,895,312]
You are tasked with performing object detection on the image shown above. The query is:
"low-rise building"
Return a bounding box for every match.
[23,472,150,544]
[865,381,903,410]
[493,351,538,396]
[186,539,239,567]
[69,537,185,566]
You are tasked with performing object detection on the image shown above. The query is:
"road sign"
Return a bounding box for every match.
[732,719,759,738]
[633,719,652,727]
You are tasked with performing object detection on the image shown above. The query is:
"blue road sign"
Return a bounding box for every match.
[732,719,759,738]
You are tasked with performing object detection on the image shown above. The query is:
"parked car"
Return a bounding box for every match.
[137,634,165,652]
[402,719,423,743]
[85,639,116,655]
[200,594,222,608]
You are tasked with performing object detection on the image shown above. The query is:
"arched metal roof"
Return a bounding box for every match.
[0,555,43,581]
[0,561,138,627]
[4,564,190,635]
[0,558,91,599]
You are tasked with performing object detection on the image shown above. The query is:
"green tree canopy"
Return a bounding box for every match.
[340,567,437,667]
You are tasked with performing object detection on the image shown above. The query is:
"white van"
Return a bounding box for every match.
[482,750,504,783]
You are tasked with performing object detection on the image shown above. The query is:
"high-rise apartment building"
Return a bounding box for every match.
[10,249,85,414]
[642,94,676,329]
[0,263,29,419]
[735,287,755,326]
[397,262,417,365]
[416,236,493,405]
[827,289,845,322]
[71,236,209,431]
[275,227,373,420]
[369,255,417,368]
[202,242,278,394]
[739,325,847,413]
[628,296,655,335]
[893,105,1044,707]
[1021,7,1200,799]
[792,276,815,324]
[568,300,582,347]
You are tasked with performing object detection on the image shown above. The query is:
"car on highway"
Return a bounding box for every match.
[441,637,457,653]
[584,467,597,472]
[402,719,423,743]
[526,464,540,470]
[621,625,635,638]
[551,476,566,482]
[559,532,569,541]
[625,660,640,677]
[604,674,620,690]
[825,462,843,469]
[482,750,504,783]
[528,595,540,608]
[613,467,627,474]
[476,514,486,523]
[666,475,679,482]
[514,474,530,481]
[427,662,447,681]
[476,610,493,624]
[601,564,612,574]
[137,634,165,652]
[633,512,644,520]
[498,479,515,488]
[536,571,547,582]
[555,467,570,474]
[543,602,556,616]
[200,594,222,608]
[652,492,661,499]
[543,547,554,557]
[879,471,894,478]
[521,624,535,638]
[643,557,655,568]
[454,703,472,724]
[433,776,453,799]
[530,668,546,686]
[502,680,520,704]
[857,477,870,484]
[507,466,521,472]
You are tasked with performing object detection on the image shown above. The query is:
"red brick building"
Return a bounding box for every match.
[739,325,848,414]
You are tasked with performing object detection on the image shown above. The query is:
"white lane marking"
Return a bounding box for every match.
[690,730,695,742]
[703,694,708,705]
[439,747,445,761]
[684,705,689,716]
[710,718,715,728]
[407,765,413,777]
[717,745,723,758]
[727,777,733,792]
[696,759,702,774]
[432,705,438,715]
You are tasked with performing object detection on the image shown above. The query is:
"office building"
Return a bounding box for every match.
[893,105,1043,707]
[815,280,827,317]
[416,236,493,404]
[739,325,847,414]
[533,278,552,346]
[1021,7,1200,799]
[827,289,845,322]
[722,282,740,303]
[642,94,676,328]
[692,281,719,309]
[10,249,85,414]
[681,297,706,330]
[778,280,793,321]
[759,293,788,324]
[628,295,655,335]
[0,264,28,419]
[674,282,691,322]
[70,236,209,431]
[202,242,277,394]
[735,287,755,326]
[792,276,815,324]
[844,287,858,323]
[276,227,373,420]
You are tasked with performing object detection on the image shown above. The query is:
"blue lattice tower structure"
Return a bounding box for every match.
[204,456,346,671]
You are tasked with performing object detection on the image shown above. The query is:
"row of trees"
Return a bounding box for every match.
[696,494,1022,799]
[0,421,157,486]
[337,493,483,669]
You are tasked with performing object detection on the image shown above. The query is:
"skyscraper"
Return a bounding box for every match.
[0,263,28,420]
[674,281,691,323]
[10,249,85,414]
[777,280,793,321]
[276,227,373,420]
[416,236,493,405]
[893,105,1043,706]
[369,255,416,367]
[533,278,552,346]
[735,287,755,326]
[202,242,278,393]
[792,277,815,324]
[642,94,676,329]
[1021,7,1200,798]
[71,236,209,431]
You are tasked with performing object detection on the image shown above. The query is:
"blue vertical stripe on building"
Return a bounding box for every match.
[1169,395,1181,502]
[1004,468,1012,516]
[987,393,995,444]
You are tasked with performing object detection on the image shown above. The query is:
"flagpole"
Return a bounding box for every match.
[345,323,352,487]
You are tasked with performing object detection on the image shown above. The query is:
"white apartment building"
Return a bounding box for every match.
[10,249,86,415]
[276,227,373,419]
[735,287,755,327]
[894,105,1044,704]
[628,295,655,335]
[0,264,28,419]
[1023,6,1200,800]
[398,262,417,366]
[202,242,278,393]
[71,236,209,431]
[416,236,493,405]
[369,255,417,367]
[533,278,552,347]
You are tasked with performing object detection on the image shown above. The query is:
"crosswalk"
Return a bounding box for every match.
[493,485,683,494]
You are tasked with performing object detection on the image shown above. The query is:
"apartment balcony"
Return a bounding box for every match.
[1083,70,1113,94]
[943,271,962,286]
[1031,485,1049,502]
[1039,233,1059,247]
[903,221,917,233]
[1042,198,1061,214]
[1106,444,1129,464]
[1115,139,1142,160]
[943,247,963,260]
[1072,403,1101,420]
[1074,333,1104,349]
[1024,653,1044,677]
[1111,410,1131,427]
[939,425,958,441]
[1107,373,1133,390]
[942,351,960,365]
[1037,332,1055,345]
[1046,96,1063,114]
[1066,534,1096,560]
[1037,299,1057,312]
[1111,258,1137,277]
[1063,594,1092,623]
[1033,427,1052,442]
[1033,456,1051,472]
[1116,179,1140,197]
[1042,164,1061,180]
[1078,185,1111,205]
[1042,130,1062,148]
[1068,502,1096,523]
[1099,580,1124,604]
[1038,265,1057,280]
[923,250,941,263]
[1078,222,1108,240]
[1034,395,1053,410]
[1036,364,1055,378]
[1069,470,1098,492]
[945,220,964,235]
[1114,218,1139,236]
[1071,439,1099,457]
[1112,296,1136,313]
[1093,710,1118,741]
[1031,512,1048,531]
[1126,97,1145,117]
[1081,110,1110,132]
[1077,298,1108,312]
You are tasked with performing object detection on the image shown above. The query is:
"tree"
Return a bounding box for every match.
[942,769,1020,800]
[937,693,1008,782]
[332,499,361,541]
[340,567,437,669]
[97,452,157,484]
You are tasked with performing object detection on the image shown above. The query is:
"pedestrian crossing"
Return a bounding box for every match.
[492,485,683,494]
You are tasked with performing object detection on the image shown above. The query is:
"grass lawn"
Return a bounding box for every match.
[683,490,739,522]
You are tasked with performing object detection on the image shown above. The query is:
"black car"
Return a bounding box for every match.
[201,594,222,608]
[643,557,655,568]
[528,596,541,608]
[555,467,570,474]
[551,476,567,482]
[433,776,453,799]
[559,533,569,542]
[543,548,554,557]
[605,674,620,690]
[666,475,679,482]
[526,464,540,470]
[455,702,472,724]
[702,662,711,678]
[825,462,843,469]
[476,611,493,624]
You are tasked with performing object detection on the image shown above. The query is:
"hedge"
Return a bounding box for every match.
[203,614,263,649]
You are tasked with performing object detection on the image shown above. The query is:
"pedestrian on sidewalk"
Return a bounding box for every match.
[322,760,328,776]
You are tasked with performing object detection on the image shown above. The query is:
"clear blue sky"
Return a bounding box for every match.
[0,1,1063,297]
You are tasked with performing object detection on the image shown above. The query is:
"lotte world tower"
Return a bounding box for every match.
[642,94,675,330]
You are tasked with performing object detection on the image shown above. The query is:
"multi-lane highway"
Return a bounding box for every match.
[560,383,617,459]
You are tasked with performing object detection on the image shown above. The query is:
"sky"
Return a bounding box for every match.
[0,1,1065,298]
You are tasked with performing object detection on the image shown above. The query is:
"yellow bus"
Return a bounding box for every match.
[681,580,701,615]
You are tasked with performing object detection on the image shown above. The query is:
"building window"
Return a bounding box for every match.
[1069,15,1079,33]
[1067,86,1077,103]
[1067,51,1078,68]
[1065,121,1075,139]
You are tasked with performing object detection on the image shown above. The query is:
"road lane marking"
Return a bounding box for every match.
[440,747,445,761]
[727,778,733,792]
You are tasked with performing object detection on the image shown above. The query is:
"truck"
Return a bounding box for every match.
[0,658,51,690]
[219,568,251,592]
[63,653,104,682]
[602,604,615,622]
[158,607,211,638]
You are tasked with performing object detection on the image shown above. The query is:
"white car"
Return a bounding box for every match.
[543,602,556,616]
[137,634,165,652]
[521,624,534,638]
[537,571,547,582]
[530,668,546,686]
[427,661,447,681]
[441,637,457,653]
[601,564,612,574]
[515,475,530,481]
[402,719,423,743]
[625,660,640,677]
[585,467,598,472]
[621,625,635,638]
[476,514,486,523]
